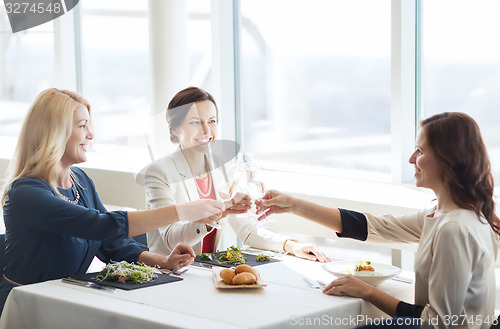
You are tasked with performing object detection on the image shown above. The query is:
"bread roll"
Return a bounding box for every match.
[232,272,257,285]
[234,264,259,278]
[220,268,236,285]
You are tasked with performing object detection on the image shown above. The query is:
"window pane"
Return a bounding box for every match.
[422,0,500,180]
[80,0,212,156]
[239,0,391,181]
[80,2,150,147]
[0,11,55,141]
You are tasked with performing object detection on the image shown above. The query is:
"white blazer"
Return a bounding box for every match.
[141,148,289,255]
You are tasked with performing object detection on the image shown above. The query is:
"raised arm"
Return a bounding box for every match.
[256,190,343,233]
[127,199,224,237]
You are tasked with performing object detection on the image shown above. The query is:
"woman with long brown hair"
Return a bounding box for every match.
[257,112,499,328]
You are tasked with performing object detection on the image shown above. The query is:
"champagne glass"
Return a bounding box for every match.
[246,180,276,228]
[212,173,240,230]
[234,154,256,218]
[234,153,276,227]
[217,180,239,203]
[211,152,240,225]
[204,145,236,230]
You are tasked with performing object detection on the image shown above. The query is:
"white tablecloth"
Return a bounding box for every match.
[0,257,414,329]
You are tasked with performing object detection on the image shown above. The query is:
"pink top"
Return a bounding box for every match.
[195,175,217,253]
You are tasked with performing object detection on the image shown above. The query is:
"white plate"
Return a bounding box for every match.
[322,261,401,286]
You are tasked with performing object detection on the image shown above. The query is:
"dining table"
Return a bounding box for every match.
[0,253,414,329]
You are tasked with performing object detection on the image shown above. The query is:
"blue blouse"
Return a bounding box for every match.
[0,167,147,312]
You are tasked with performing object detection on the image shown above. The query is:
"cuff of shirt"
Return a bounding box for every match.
[336,209,368,241]
[194,223,210,235]
[396,301,425,318]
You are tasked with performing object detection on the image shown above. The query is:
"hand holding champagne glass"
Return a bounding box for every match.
[234,153,275,227]
[247,180,276,227]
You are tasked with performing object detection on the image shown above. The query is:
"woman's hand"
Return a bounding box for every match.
[322,274,374,299]
[137,244,195,271]
[165,243,196,270]
[221,192,252,217]
[255,190,296,221]
[284,241,330,263]
[176,199,224,224]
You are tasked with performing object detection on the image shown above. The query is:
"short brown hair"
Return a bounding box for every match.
[167,87,218,144]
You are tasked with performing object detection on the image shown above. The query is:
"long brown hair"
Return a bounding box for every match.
[166,86,218,144]
[421,112,500,236]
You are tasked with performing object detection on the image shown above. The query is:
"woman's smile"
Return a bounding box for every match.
[195,136,213,145]
[173,100,218,150]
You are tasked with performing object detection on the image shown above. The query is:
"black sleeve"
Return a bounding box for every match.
[336,209,368,241]
[396,301,425,318]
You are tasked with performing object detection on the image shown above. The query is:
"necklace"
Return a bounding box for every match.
[195,155,213,198]
[60,176,80,204]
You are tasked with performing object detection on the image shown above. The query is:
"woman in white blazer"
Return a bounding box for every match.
[142,86,328,262]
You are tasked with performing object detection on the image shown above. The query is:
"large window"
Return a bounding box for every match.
[2,0,500,188]
[239,0,392,182]
[0,9,55,147]
[80,0,150,147]
[421,0,500,178]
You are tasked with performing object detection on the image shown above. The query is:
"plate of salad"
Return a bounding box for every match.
[71,261,183,290]
[195,246,280,268]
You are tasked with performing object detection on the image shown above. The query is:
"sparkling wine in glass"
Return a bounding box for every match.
[246,181,265,200]
[208,179,239,230]
[247,181,276,228]
[217,180,239,203]
[204,146,232,230]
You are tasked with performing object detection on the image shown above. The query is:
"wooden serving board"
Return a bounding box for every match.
[211,266,266,289]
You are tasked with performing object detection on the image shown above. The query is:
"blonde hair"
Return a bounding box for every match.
[1,88,92,205]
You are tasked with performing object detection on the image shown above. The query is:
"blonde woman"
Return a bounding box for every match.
[0,88,223,313]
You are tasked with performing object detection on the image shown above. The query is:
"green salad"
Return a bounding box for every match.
[96,261,158,284]
[219,245,247,264]
[256,254,270,262]
[199,253,213,260]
